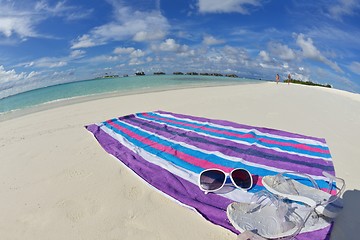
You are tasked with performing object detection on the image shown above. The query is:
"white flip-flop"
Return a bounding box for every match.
[262,171,345,219]
[227,191,332,239]
[227,191,304,239]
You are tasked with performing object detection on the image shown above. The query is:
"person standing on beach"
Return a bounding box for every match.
[276,74,280,84]
[287,73,291,84]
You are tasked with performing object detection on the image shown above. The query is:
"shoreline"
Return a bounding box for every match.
[0,80,261,122]
[0,82,359,239]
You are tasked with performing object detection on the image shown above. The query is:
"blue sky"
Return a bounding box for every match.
[1,0,360,98]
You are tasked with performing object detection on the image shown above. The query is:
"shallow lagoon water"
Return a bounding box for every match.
[0,75,261,116]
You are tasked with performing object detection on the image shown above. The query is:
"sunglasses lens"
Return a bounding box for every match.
[231,169,252,189]
[199,170,226,191]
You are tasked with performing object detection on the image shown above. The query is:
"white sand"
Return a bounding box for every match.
[0,82,359,240]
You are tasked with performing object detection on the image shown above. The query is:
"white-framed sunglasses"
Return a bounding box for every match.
[198,168,253,194]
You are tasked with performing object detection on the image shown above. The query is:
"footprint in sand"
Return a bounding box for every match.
[55,199,100,223]
[124,185,141,201]
[55,200,85,223]
[63,168,93,180]
[66,209,85,223]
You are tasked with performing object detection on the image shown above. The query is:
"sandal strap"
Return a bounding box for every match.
[273,171,345,207]
[275,171,320,190]
[322,171,346,205]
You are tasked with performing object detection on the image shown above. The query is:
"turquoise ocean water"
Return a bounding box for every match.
[0,75,260,116]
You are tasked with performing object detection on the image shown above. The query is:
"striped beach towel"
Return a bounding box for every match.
[86,110,335,239]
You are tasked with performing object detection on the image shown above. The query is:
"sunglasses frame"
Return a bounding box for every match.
[198,168,253,194]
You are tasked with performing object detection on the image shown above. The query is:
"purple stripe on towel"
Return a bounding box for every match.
[156,110,328,144]
[141,112,330,159]
[122,116,334,176]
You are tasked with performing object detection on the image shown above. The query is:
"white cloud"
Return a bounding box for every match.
[306,26,360,54]
[327,0,360,20]
[291,72,311,82]
[296,33,343,73]
[27,71,40,79]
[296,34,321,59]
[152,39,191,55]
[0,66,41,98]
[159,39,181,51]
[71,34,99,49]
[258,50,271,62]
[20,49,90,69]
[129,58,144,66]
[133,30,166,42]
[207,54,223,63]
[223,45,250,62]
[268,42,296,61]
[32,58,68,68]
[0,1,90,40]
[35,0,92,21]
[177,49,196,57]
[130,49,146,58]
[203,35,225,45]
[86,55,119,63]
[314,66,357,91]
[114,47,136,54]
[113,47,145,59]
[70,50,86,59]
[0,15,37,38]
[199,46,250,69]
[198,0,261,14]
[349,61,360,75]
[71,3,169,49]
[0,65,26,83]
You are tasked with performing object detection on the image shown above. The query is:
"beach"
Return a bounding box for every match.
[0,82,359,240]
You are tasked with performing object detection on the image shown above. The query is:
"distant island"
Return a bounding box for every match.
[95,71,331,89]
[134,71,238,78]
[284,79,332,88]
[97,71,239,77]
[96,74,119,79]
[172,72,238,77]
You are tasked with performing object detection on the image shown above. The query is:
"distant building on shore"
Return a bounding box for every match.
[95,73,119,79]
[135,71,145,76]
[171,71,239,77]
[225,74,238,78]
[153,72,166,75]
[200,73,223,76]
[186,72,199,75]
